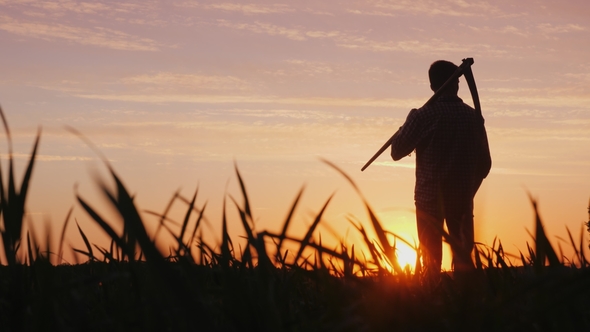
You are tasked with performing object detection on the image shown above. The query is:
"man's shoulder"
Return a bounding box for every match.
[419,97,475,113]
[406,107,429,122]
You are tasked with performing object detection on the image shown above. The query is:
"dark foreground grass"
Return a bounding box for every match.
[4,259,590,331]
[1,106,590,331]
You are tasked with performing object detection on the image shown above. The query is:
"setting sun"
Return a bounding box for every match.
[395,242,418,271]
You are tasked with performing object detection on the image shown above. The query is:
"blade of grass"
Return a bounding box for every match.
[229,197,255,268]
[220,196,232,268]
[276,186,304,260]
[26,231,34,265]
[580,224,588,267]
[75,220,94,262]
[293,193,334,265]
[474,244,483,270]
[187,201,207,257]
[234,162,253,224]
[348,217,383,272]
[565,227,580,266]
[150,189,180,241]
[76,195,128,257]
[57,206,73,264]
[528,194,560,267]
[72,249,95,261]
[0,105,12,152]
[17,127,41,209]
[178,186,198,251]
[92,244,117,263]
[520,251,527,267]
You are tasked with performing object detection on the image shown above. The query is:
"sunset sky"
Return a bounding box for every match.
[1,0,589,267]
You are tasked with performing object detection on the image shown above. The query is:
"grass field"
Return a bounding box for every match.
[1,107,590,331]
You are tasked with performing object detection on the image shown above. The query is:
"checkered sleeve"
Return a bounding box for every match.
[390,108,428,161]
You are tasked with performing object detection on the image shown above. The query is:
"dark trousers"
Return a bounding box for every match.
[416,204,474,273]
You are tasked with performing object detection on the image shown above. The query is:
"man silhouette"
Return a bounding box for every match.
[390,60,491,275]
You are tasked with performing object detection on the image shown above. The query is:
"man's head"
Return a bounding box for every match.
[429,60,459,94]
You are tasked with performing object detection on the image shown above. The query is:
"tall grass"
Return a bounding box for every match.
[1,106,590,331]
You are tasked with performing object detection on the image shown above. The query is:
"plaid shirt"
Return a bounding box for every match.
[390,95,491,218]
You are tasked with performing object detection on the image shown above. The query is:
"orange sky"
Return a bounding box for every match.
[0,0,589,268]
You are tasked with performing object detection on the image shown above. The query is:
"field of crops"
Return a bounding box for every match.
[1,107,590,331]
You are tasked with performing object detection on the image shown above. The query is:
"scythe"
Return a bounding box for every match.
[361,58,482,171]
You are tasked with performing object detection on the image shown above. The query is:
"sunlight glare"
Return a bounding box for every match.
[396,242,417,271]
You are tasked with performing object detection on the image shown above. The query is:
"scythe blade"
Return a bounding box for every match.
[461,58,483,122]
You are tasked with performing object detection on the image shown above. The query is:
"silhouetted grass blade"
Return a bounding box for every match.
[293,193,333,265]
[75,220,94,261]
[57,207,73,263]
[187,201,207,256]
[277,186,304,261]
[230,194,256,241]
[366,202,401,273]
[529,195,560,267]
[319,158,360,193]
[76,195,129,258]
[565,227,581,266]
[234,162,253,222]
[17,128,40,212]
[151,189,180,240]
[179,187,198,247]
[349,217,383,272]
[220,196,232,268]
[26,231,34,265]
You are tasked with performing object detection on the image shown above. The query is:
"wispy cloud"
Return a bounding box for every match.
[1,153,93,162]
[489,167,571,176]
[74,93,421,108]
[215,18,506,56]
[466,25,530,37]
[216,19,307,40]
[337,35,509,57]
[486,94,590,109]
[105,114,398,132]
[553,118,590,125]
[345,9,395,17]
[499,25,529,37]
[28,72,253,96]
[305,30,341,38]
[120,72,251,91]
[537,23,586,34]
[0,15,162,51]
[282,60,335,76]
[215,19,345,43]
[361,0,501,17]
[373,161,415,169]
[488,109,553,118]
[199,109,364,121]
[563,72,590,82]
[205,3,294,15]
[0,0,169,29]
[335,36,471,54]
[490,127,590,142]
[1,0,147,16]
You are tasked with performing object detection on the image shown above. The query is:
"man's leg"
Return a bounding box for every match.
[445,203,475,271]
[416,209,443,275]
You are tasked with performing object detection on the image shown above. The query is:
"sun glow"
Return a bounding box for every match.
[395,242,418,271]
